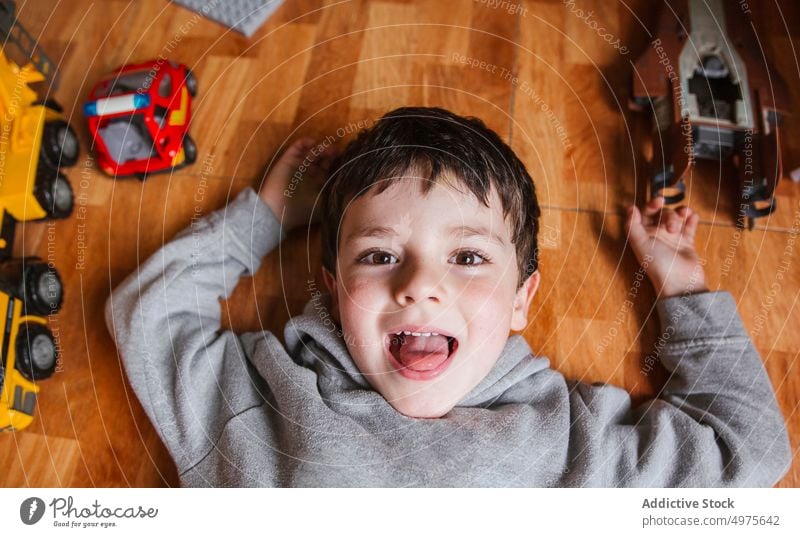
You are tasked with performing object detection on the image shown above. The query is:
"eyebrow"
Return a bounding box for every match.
[346,224,506,246]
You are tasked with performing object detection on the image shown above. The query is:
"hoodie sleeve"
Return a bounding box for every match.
[568,291,792,487]
[104,186,287,473]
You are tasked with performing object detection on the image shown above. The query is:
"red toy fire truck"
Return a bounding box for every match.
[84,60,198,179]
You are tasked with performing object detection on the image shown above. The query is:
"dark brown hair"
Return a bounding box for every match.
[320,107,540,289]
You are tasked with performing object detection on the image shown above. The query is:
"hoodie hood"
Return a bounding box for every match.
[283,291,551,409]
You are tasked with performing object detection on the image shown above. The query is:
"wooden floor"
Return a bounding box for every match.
[2,0,798,487]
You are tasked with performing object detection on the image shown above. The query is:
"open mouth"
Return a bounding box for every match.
[385,329,459,380]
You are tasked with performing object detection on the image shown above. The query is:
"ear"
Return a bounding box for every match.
[321,266,340,322]
[510,271,540,332]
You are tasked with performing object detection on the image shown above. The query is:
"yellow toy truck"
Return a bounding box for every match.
[0,258,62,431]
[0,0,77,257]
[0,1,71,431]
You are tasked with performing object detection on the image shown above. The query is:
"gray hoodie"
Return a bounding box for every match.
[104,186,792,487]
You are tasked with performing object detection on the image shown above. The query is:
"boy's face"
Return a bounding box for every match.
[322,174,539,418]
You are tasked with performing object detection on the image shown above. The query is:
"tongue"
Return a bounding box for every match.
[390,334,451,371]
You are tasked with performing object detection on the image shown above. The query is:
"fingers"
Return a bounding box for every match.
[276,138,314,170]
[665,209,682,233]
[314,144,340,171]
[642,196,665,218]
[625,204,649,245]
[275,139,331,178]
[311,148,341,180]
[660,205,699,241]
[684,211,699,242]
[628,200,699,242]
[291,138,339,170]
[641,197,689,229]
[287,137,316,158]
[626,204,642,227]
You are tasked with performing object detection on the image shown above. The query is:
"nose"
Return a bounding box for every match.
[393,257,445,306]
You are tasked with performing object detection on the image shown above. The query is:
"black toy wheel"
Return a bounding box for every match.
[184,68,198,97]
[182,135,197,165]
[35,169,74,219]
[21,262,64,315]
[15,323,58,382]
[41,120,79,168]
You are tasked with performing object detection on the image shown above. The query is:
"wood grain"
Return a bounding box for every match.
[3,0,797,487]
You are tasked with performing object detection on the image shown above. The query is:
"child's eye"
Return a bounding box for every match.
[358,249,398,265]
[357,248,492,266]
[449,250,492,266]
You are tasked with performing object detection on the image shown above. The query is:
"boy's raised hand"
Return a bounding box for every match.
[625,196,708,298]
[258,137,337,232]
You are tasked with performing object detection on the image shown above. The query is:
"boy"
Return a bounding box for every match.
[105,107,791,487]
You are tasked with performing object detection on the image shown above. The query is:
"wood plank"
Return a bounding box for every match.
[6,0,796,487]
